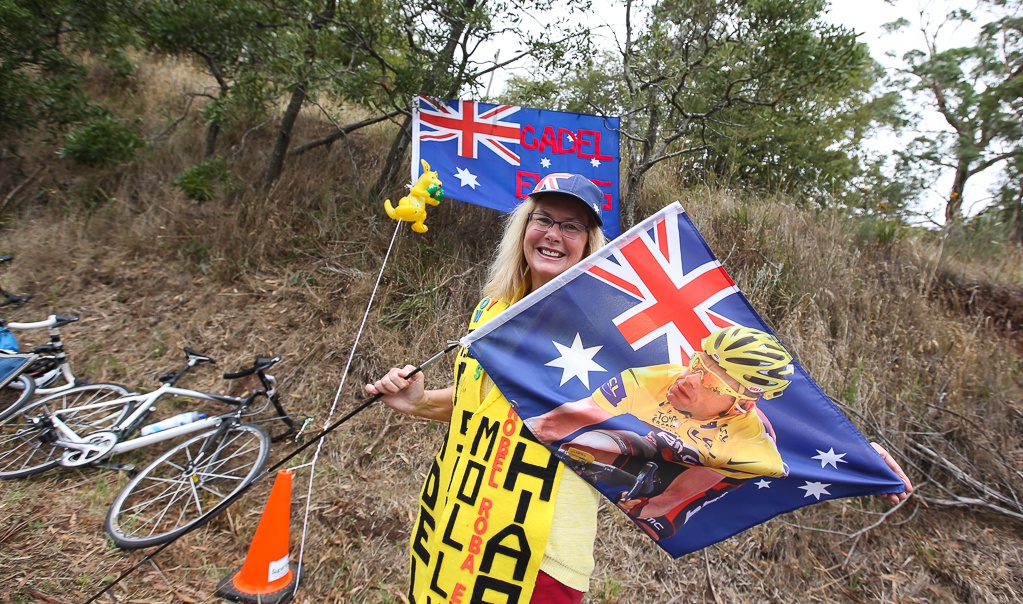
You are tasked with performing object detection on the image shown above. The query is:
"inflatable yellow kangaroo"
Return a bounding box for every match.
[384,159,444,233]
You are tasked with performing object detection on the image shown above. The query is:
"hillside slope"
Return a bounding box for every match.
[1,56,1022,603]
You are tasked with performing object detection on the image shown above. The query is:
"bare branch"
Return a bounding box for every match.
[289,110,401,156]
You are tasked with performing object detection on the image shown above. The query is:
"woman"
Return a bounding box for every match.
[368,173,608,603]
[367,174,913,603]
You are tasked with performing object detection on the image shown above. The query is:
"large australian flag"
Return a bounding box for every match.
[411,96,622,238]
[461,203,906,558]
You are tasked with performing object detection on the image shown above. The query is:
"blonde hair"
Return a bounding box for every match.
[482,196,609,303]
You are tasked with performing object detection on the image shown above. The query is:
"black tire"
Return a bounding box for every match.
[105,422,270,549]
[0,374,35,423]
[0,383,132,479]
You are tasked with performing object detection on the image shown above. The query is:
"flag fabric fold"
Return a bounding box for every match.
[461,202,904,558]
[411,96,622,237]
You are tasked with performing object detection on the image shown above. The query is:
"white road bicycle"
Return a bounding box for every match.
[0,347,299,549]
[0,314,108,422]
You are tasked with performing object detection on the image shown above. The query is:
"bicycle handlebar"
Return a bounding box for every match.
[5,315,78,330]
[223,356,281,379]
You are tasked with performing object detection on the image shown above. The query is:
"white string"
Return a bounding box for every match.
[293,220,403,589]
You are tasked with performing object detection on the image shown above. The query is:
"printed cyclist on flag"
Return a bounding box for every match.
[526,325,793,540]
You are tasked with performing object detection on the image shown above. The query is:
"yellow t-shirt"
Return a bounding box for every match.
[541,470,598,591]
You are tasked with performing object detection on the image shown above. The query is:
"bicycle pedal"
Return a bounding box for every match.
[94,461,136,473]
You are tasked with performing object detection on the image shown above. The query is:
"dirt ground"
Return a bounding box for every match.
[1,200,1021,604]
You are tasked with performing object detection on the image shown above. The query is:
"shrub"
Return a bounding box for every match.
[57,114,144,167]
[173,155,234,203]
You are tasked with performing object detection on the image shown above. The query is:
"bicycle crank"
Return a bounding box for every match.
[58,431,119,467]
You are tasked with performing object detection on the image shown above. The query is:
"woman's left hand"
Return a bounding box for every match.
[871,442,913,504]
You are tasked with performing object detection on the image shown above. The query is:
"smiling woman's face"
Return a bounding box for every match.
[522,194,591,292]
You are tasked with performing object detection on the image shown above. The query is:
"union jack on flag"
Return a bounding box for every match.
[417,100,521,164]
[412,96,622,237]
[462,203,907,558]
[587,217,740,365]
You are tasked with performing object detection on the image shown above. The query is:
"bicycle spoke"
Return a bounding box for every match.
[147,480,192,538]
[0,432,52,469]
[127,444,200,537]
[106,423,269,548]
[0,424,57,475]
[187,473,205,517]
[118,477,189,515]
[0,384,131,479]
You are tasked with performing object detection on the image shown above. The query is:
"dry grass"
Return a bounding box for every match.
[1,54,1022,604]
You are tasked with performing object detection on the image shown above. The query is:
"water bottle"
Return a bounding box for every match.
[140,411,206,436]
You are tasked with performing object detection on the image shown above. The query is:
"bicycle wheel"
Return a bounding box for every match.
[0,374,35,422]
[105,422,270,549]
[0,383,132,479]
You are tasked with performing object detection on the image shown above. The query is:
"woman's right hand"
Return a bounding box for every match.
[366,366,454,421]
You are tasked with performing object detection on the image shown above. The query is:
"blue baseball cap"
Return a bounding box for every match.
[529,173,604,227]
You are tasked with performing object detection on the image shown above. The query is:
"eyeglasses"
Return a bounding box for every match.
[689,352,757,409]
[527,213,588,239]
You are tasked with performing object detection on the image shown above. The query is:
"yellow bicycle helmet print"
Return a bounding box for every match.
[702,326,794,399]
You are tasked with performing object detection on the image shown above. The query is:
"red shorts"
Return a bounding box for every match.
[529,570,584,604]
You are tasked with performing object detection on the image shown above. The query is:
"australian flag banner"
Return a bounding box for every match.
[460,203,905,558]
[411,96,622,237]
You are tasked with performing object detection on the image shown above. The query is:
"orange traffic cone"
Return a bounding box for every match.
[215,469,301,604]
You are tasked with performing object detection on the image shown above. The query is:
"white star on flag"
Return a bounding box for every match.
[540,157,552,168]
[589,158,601,167]
[799,481,832,500]
[812,448,848,469]
[545,333,606,388]
[454,167,479,189]
[754,479,772,489]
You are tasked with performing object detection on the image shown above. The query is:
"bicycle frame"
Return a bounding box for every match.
[41,374,268,467]
[8,348,297,473]
[4,315,81,395]
[47,384,245,458]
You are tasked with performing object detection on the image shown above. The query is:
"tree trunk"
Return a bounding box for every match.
[945,159,970,225]
[619,103,661,230]
[622,166,646,230]
[203,122,220,160]
[263,84,306,190]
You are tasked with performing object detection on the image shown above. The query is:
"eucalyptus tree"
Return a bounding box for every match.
[0,0,136,144]
[600,0,880,226]
[673,66,905,206]
[504,33,897,217]
[128,0,279,160]
[128,1,390,187]
[506,0,882,226]
[886,0,1023,225]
